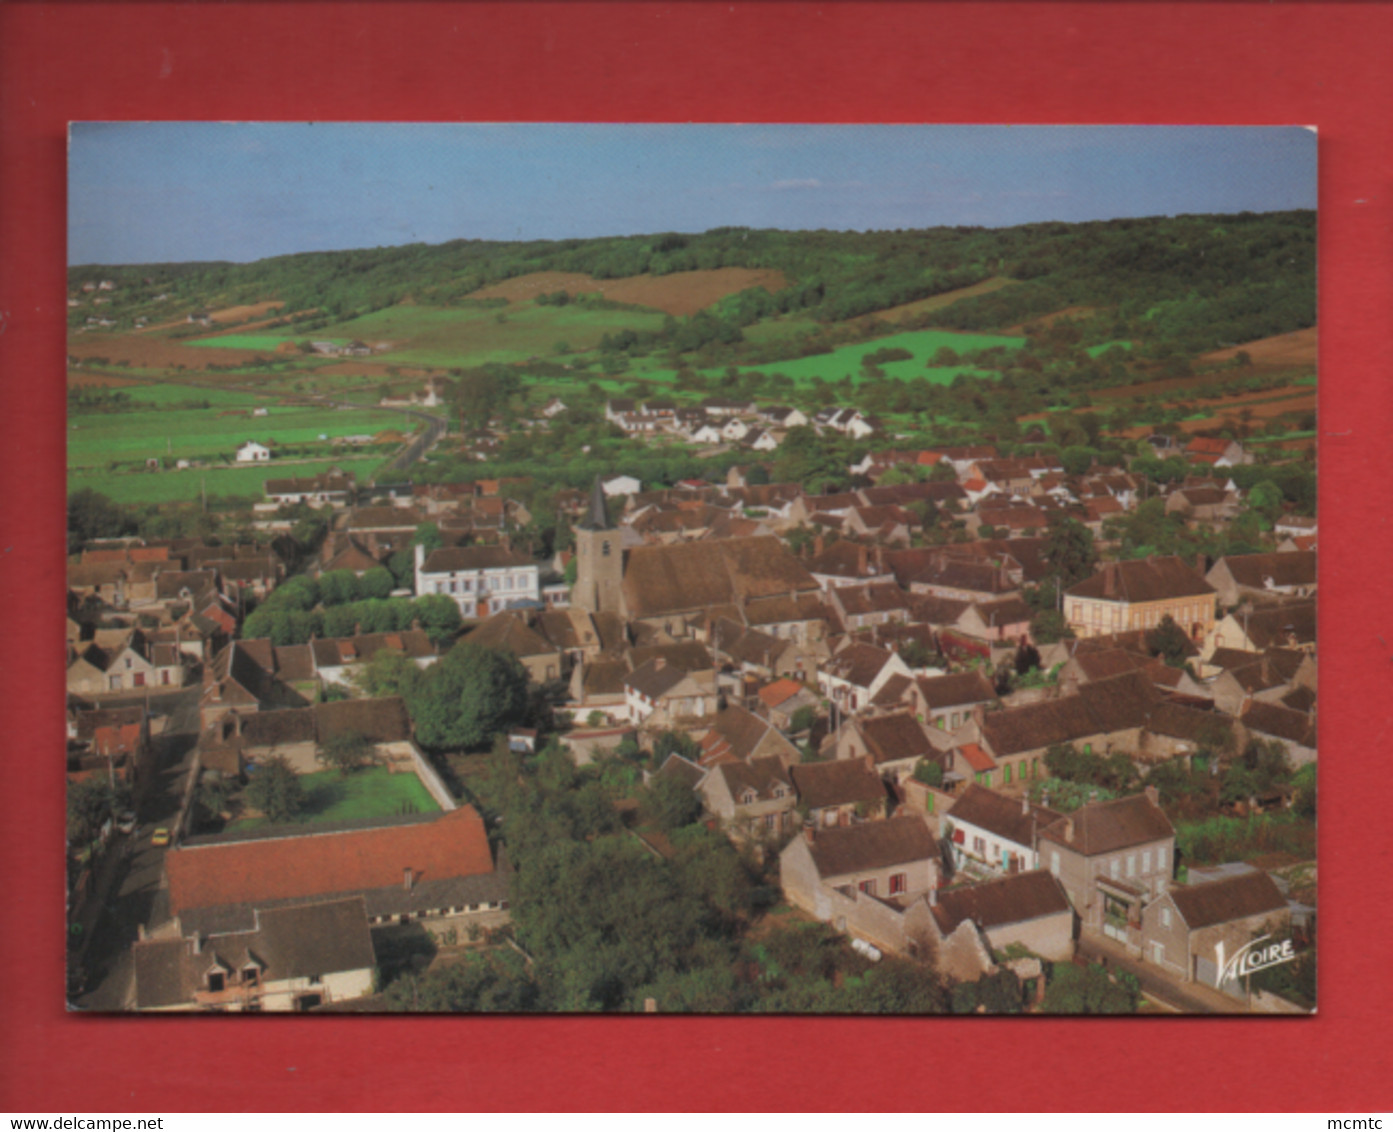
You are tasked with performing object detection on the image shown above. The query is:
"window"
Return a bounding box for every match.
[1160,907,1171,929]
[972,836,986,855]
[602,541,611,558]
[1110,858,1120,879]
[1142,850,1151,873]
[1003,763,1012,784]
[1157,846,1168,872]
[207,971,225,993]
[889,873,907,895]
[1050,852,1060,877]
[1127,854,1137,877]
[858,879,877,896]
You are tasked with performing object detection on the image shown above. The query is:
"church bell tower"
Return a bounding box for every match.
[573,477,624,616]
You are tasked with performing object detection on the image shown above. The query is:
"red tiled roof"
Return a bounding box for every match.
[166,806,494,915]
[958,743,997,773]
[758,678,805,710]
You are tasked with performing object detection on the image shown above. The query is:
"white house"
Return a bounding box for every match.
[236,441,272,463]
[414,543,540,617]
[602,475,642,498]
[721,419,751,442]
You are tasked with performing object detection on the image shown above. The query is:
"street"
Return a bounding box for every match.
[69,687,201,1012]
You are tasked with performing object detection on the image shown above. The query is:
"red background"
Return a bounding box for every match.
[2,2,1388,1113]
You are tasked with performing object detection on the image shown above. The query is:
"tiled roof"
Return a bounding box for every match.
[914,671,996,713]
[789,758,886,810]
[1240,700,1316,747]
[857,712,936,765]
[958,742,997,773]
[421,546,534,573]
[1066,556,1215,604]
[1075,670,1161,733]
[1232,600,1316,650]
[1038,792,1174,856]
[1214,551,1316,590]
[979,696,1100,757]
[947,784,1064,848]
[758,677,806,710]
[1169,870,1287,930]
[166,806,495,915]
[716,756,792,804]
[824,642,896,689]
[806,816,938,880]
[932,870,1071,933]
[623,536,818,619]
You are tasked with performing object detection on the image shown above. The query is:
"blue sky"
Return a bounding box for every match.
[68,123,1317,265]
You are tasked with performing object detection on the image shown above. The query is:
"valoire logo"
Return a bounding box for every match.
[1215,934,1296,984]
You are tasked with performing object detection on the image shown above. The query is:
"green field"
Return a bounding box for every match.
[226,765,441,832]
[317,302,669,369]
[117,382,280,408]
[189,333,304,350]
[703,328,1027,387]
[67,455,389,505]
[68,402,419,469]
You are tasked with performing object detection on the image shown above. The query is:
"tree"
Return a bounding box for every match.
[789,705,817,734]
[1040,963,1139,1014]
[1041,513,1097,587]
[1146,614,1192,668]
[67,488,132,549]
[411,522,443,552]
[640,773,704,833]
[413,593,463,645]
[67,777,127,844]
[913,759,944,787]
[245,756,305,824]
[409,642,529,751]
[317,729,374,775]
[359,566,396,600]
[359,648,422,699]
[317,569,361,606]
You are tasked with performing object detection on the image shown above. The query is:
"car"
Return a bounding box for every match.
[150,827,171,847]
[116,811,136,835]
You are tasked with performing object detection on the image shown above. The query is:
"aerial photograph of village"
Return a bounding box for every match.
[64,123,1317,1015]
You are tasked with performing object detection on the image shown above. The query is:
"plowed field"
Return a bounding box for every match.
[68,333,278,370]
[1200,327,1316,370]
[468,267,788,316]
[1002,306,1099,335]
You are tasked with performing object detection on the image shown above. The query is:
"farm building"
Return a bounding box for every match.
[236,441,272,463]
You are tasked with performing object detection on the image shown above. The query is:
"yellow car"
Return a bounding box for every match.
[150,827,171,847]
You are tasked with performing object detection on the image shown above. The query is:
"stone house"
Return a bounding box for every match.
[835,710,949,784]
[928,869,1076,966]
[132,896,376,1013]
[698,756,798,842]
[789,756,889,828]
[1038,788,1176,944]
[1063,556,1216,642]
[1140,868,1291,995]
[1206,551,1317,608]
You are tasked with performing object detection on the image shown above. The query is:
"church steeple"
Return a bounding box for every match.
[577,475,611,532]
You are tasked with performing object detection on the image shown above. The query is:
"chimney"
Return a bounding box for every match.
[1063,817,1075,842]
[1088,788,1099,802]
[857,545,868,576]
[1195,553,1206,576]
[1103,563,1118,598]
[191,933,202,955]
[1021,794,1030,815]
[804,827,816,845]
[403,867,414,891]
[928,886,937,906]
[654,657,666,671]
[1144,785,1160,808]
[814,534,825,557]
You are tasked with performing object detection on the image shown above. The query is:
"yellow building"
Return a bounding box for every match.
[1063,556,1217,641]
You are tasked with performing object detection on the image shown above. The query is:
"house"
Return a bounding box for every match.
[905,671,999,732]
[414,543,539,617]
[1206,551,1317,607]
[464,611,563,684]
[906,554,1020,603]
[132,896,376,1013]
[1210,599,1316,653]
[1239,700,1317,766]
[602,474,642,498]
[164,804,510,938]
[945,784,1065,875]
[1184,435,1251,467]
[695,703,802,768]
[624,657,716,726]
[1140,868,1291,994]
[1063,556,1216,641]
[805,541,898,591]
[817,642,912,714]
[1164,485,1242,523]
[757,677,821,731]
[928,870,1076,966]
[235,441,272,463]
[828,582,911,632]
[1038,788,1176,942]
[789,757,889,828]
[835,711,946,784]
[263,470,356,507]
[698,756,798,842]
[308,629,438,690]
[779,818,941,953]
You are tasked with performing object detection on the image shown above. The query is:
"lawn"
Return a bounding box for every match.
[227,764,441,832]
[67,454,389,505]
[189,333,306,350]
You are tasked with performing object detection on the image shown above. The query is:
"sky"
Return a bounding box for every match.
[68,123,1317,265]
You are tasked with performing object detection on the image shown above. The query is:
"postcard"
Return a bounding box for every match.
[64,123,1317,1016]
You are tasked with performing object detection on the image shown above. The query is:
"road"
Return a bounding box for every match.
[1076,932,1253,1015]
[70,687,202,1012]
